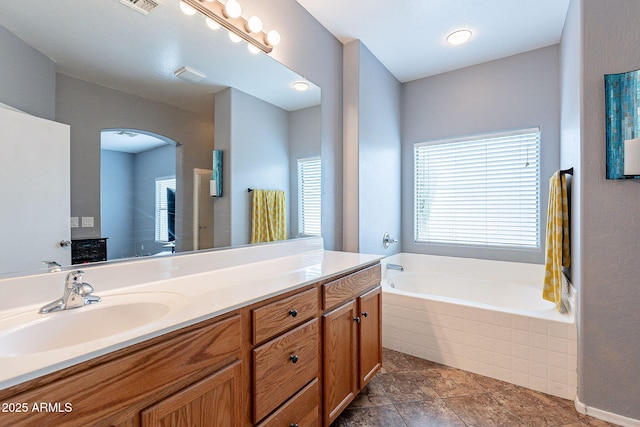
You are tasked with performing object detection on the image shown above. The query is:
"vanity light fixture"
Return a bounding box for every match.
[179,1,197,15]
[446,29,472,45]
[180,0,280,54]
[292,80,310,92]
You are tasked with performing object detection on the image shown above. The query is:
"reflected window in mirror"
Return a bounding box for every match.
[297,157,322,236]
[155,176,176,243]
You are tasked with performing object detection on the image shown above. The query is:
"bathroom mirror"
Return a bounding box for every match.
[0,0,321,276]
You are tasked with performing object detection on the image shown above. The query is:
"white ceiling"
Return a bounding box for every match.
[295,0,571,82]
[101,130,171,154]
[0,0,320,114]
[0,1,570,114]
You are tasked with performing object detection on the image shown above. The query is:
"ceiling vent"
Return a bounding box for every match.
[119,0,160,15]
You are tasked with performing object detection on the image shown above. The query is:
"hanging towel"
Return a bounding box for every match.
[251,189,287,244]
[542,171,571,312]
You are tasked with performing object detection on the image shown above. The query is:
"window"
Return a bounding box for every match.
[297,157,322,236]
[414,128,540,249]
[155,176,176,243]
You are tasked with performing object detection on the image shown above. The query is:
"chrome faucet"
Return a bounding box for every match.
[39,270,101,314]
[387,263,404,272]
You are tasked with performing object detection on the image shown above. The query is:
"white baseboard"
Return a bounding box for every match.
[575,396,640,427]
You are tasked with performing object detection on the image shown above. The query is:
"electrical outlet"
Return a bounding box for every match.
[81,216,94,228]
[70,217,79,228]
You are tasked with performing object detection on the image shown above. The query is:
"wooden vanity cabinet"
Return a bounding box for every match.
[0,315,242,427]
[251,287,321,426]
[358,286,382,389]
[0,261,382,427]
[321,265,382,427]
[141,361,243,427]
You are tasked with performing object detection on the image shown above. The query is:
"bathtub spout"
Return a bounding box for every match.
[387,263,404,272]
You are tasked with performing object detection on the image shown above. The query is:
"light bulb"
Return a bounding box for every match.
[205,17,221,30]
[247,16,263,33]
[229,32,242,43]
[248,44,261,54]
[446,29,472,45]
[292,81,310,92]
[266,30,281,46]
[224,0,242,18]
[179,1,197,15]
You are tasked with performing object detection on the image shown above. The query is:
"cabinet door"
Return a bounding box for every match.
[322,300,358,426]
[358,286,382,389]
[141,361,242,427]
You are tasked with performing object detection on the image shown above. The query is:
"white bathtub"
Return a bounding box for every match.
[381,253,577,400]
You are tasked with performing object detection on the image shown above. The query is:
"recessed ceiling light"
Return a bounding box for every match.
[292,81,310,92]
[447,29,472,46]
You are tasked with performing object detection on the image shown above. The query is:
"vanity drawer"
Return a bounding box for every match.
[322,264,381,311]
[257,378,319,427]
[253,318,319,422]
[253,287,318,344]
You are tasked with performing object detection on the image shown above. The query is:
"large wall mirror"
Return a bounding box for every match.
[0,0,321,277]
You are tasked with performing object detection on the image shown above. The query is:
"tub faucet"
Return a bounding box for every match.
[39,270,101,314]
[387,263,404,272]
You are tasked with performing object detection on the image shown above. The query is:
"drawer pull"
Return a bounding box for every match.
[362,311,369,318]
[354,316,361,324]
[289,354,299,364]
[290,424,299,427]
[289,309,298,318]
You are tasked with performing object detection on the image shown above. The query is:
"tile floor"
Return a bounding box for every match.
[332,348,616,427]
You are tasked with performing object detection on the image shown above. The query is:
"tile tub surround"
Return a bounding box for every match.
[0,237,382,389]
[383,289,578,401]
[333,348,614,427]
[382,254,577,400]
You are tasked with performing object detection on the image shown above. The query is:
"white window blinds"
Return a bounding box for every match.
[155,176,176,243]
[297,157,322,236]
[414,128,540,249]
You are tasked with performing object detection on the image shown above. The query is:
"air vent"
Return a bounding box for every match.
[119,0,160,15]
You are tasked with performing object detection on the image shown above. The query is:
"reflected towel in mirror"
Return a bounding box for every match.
[251,189,287,244]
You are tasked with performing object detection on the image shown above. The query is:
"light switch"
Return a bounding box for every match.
[70,217,79,228]
[81,216,94,227]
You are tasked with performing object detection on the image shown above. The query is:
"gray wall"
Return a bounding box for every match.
[401,45,561,264]
[289,105,322,238]
[243,0,344,250]
[343,41,402,255]
[566,0,640,419]
[55,74,214,253]
[101,150,135,260]
[214,88,290,247]
[0,25,55,120]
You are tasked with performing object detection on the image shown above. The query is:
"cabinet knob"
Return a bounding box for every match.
[290,354,299,364]
[290,424,299,427]
[354,316,361,324]
[289,309,298,318]
[362,311,369,318]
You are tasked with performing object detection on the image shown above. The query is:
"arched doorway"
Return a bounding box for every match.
[100,128,178,260]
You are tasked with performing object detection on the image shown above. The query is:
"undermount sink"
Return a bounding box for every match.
[0,292,187,357]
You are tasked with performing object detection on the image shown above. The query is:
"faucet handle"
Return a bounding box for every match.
[65,270,85,286]
[76,282,95,296]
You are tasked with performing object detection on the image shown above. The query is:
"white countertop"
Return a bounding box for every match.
[0,238,382,391]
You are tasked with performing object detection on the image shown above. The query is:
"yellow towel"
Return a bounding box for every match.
[542,171,571,312]
[251,189,287,244]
